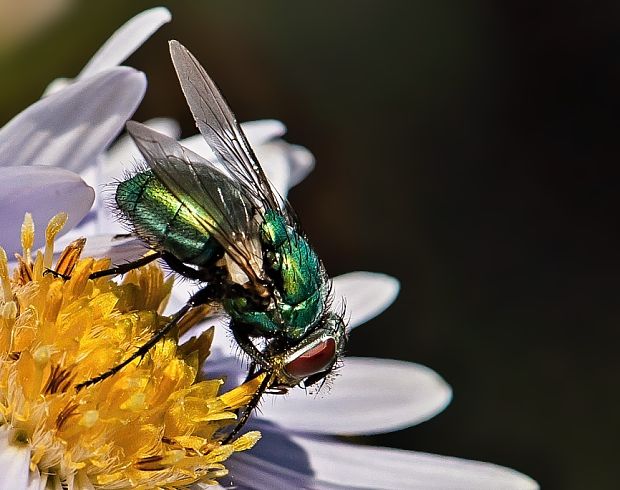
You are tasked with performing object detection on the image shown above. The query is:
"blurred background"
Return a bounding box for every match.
[1,2,619,488]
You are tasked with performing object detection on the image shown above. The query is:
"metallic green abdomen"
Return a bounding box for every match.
[116,170,220,266]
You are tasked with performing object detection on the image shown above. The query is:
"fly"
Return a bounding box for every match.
[72,41,347,440]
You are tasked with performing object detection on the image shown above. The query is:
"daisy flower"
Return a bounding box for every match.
[0,7,538,489]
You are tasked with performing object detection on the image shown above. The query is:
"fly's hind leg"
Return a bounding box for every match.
[89,252,163,279]
[75,283,219,391]
[90,248,214,281]
[43,269,71,280]
[44,251,163,281]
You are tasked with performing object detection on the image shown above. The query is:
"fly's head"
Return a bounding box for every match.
[270,311,347,391]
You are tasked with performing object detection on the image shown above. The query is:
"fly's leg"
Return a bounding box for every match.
[160,252,223,281]
[75,284,219,391]
[44,251,163,281]
[91,249,220,282]
[222,369,272,444]
[221,331,274,443]
[43,269,71,280]
[74,306,187,391]
[89,252,163,279]
[231,325,270,368]
[244,361,261,382]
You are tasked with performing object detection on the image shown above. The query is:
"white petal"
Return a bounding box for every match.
[248,125,314,196]
[256,141,315,198]
[179,122,314,197]
[259,357,451,435]
[26,475,45,490]
[191,484,225,490]
[104,117,181,183]
[241,120,287,146]
[198,346,248,391]
[0,67,146,173]
[142,117,182,140]
[331,272,400,330]
[295,436,539,490]
[26,471,50,490]
[179,134,219,164]
[167,279,199,313]
[233,428,538,490]
[78,234,148,263]
[0,167,94,254]
[57,210,98,245]
[43,78,71,96]
[286,143,315,188]
[78,7,171,79]
[253,141,291,199]
[225,453,342,490]
[99,118,182,235]
[0,426,30,490]
[140,121,287,170]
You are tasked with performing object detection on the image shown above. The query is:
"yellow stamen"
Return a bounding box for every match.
[0,247,12,301]
[43,211,67,268]
[20,212,34,263]
[0,215,261,488]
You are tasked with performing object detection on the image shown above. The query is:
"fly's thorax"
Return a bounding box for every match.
[224,285,325,340]
[223,210,329,340]
[115,170,221,266]
[261,210,324,303]
[262,210,326,322]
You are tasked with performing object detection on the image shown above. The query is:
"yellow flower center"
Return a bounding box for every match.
[0,213,261,488]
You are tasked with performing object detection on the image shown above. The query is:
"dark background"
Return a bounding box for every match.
[2,2,619,488]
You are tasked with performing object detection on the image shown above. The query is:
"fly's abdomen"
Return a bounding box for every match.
[116,170,220,266]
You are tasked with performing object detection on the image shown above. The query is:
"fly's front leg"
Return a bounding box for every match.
[243,361,261,383]
[222,370,272,444]
[231,325,271,368]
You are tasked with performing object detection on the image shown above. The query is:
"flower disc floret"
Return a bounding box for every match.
[0,214,260,488]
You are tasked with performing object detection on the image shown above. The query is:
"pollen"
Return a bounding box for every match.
[0,214,261,488]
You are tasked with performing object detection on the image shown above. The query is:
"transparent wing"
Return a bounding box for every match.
[168,40,287,220]
[126,121,265,283]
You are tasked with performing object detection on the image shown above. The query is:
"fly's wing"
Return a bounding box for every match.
[126,121,265,283]
[168,40,289,222]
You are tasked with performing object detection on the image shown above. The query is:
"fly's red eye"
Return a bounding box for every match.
[284,338,337,378]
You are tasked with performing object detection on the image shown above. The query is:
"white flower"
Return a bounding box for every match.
[0,8,539,490]
[0,7,171,258]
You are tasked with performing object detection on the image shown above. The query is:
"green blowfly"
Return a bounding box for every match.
[76,41,347,439]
